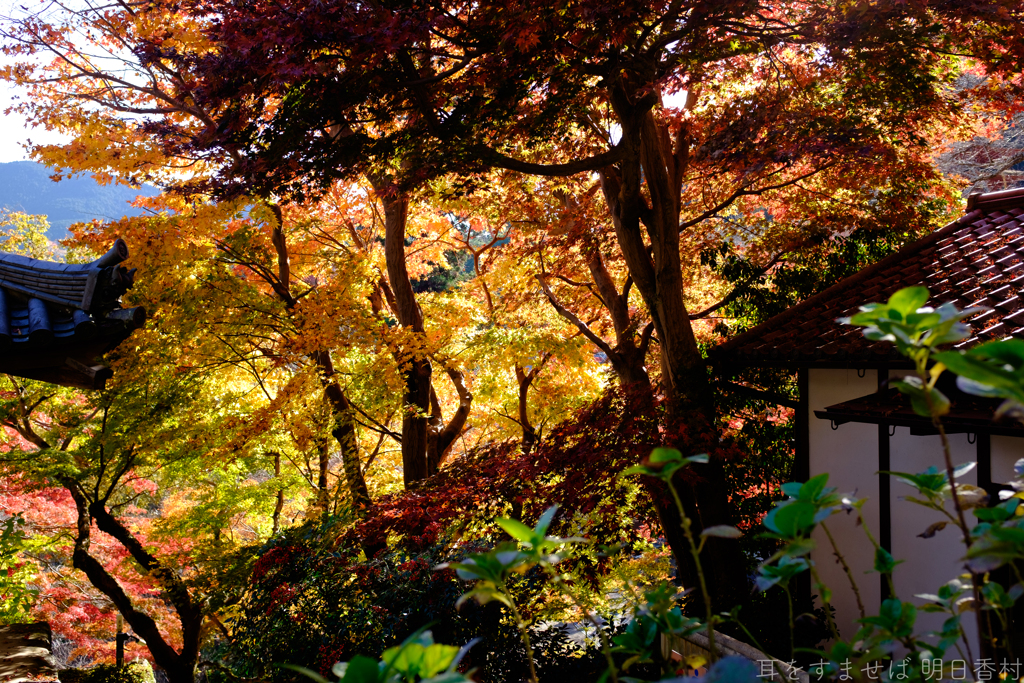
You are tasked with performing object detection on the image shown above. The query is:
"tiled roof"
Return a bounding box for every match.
[711,187,1024,367]
[0,240,145,389]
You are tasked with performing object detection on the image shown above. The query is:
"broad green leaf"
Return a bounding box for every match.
[649,447,683,464]
[778,538,816,557]
[780,482,802,497]
[534,505,559,536]
[887,287,930,315]
[456,587,512,608]
[340,657,381,683]
[873,547,901,574]
[701,525,742,539]
[495,517,534,543]
[418,644,461,677]
[800,473,829,501]
[766,501,816,538]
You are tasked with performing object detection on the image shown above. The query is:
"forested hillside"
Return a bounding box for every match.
[0,161,158,239]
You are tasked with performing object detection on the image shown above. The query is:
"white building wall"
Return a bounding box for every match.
[992,435,1023,484]
[808,368,880,642]
[805,368,1024,654]
[887,428,978,652]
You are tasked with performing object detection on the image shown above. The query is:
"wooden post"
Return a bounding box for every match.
[115,614,124,668]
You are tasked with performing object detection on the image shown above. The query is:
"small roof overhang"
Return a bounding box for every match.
[815,385,1024,438]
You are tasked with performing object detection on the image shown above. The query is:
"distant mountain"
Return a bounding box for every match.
[0,161,161,240]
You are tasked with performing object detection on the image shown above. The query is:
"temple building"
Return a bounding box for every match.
[0,238,144,390]
[713,187,1024,649]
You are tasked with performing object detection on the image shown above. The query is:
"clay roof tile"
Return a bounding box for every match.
[712,189,1024,365]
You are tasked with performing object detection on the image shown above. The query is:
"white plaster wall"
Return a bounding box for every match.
[888,428,978,653]
[992,435,1024,484]
[808,368,880,643]
[808,369,1024,654]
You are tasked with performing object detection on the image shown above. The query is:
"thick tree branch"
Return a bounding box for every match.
[483,143,626,177]
[268,203,292,305]
[65,483,194,681]
[431,366,473,468]
[536,275,617,360]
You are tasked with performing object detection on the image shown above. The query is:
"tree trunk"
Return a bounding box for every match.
[315,437,331,512]
[259,206,371,512]
[65,484,200,683]
[373,177,472,485]
[516,365,539,455]
[599,84,748,604]
[312,350,371,511]
[374,183,433,484]
[515,354,550,455]
[425,366,473,473]
[584,245,651,386]
[272,453,284,535]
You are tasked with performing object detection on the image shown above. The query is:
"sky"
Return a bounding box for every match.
[0,79,70,163]
[0,0,72,163]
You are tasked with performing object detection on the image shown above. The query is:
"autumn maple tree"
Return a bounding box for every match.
[3,0,1024,679]
[84,0,1023,604]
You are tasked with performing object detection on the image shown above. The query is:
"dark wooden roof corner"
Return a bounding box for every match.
[0,239,145,390]
[711,187,1024,368]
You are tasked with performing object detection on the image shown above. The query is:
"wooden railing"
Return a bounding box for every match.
[662,629,810,683]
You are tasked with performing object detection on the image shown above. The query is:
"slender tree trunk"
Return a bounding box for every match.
[272,454,284,535]
[516,365,539,455]
[259,206,371,511]
[315,437,331,511]
[584,245,652,386]
[425,366,472,473]
[65,484,201,683]
[515,354,549,455]
[312,350,370,510]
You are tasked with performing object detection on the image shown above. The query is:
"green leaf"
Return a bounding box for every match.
[340,656,382,683]
[892,378,950,417]
[887,287,930,316]
[419,644,461,677]
[701,525,742,539]
[953,462,976,479]
[456,586,512,609]
[873,546,901,574]
[779,482,802,497]
[778,538,816,557]
[621,465,657,477]
[799,474,829,501]
[496,517,534,543]
[768,501,817,538]
[534,505,559,536]
[649,447,683,464]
